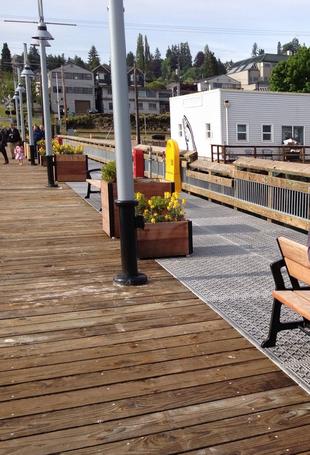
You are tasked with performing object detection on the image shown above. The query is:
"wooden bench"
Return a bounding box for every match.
[85,170,101,199]
[262,236,310,347]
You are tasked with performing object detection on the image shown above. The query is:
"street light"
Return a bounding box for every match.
[16,68,26,142]
[12,90,20,130]
[32,16,57,187]
[108,0,147,286]
[21,43,36,165]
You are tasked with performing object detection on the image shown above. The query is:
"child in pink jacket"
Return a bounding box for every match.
[14,142,25,165]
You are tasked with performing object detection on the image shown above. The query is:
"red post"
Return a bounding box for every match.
[132,147,144,178]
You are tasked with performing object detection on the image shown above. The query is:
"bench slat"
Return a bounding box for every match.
[272,290,310,320]
[278,236,310,285]
[86,179,101,190]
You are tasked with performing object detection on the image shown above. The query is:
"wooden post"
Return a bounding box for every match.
[254,146,257,159]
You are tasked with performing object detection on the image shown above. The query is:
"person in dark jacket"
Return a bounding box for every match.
[6,123,21,159]
[33,124,44,158]
[0,127,9,164]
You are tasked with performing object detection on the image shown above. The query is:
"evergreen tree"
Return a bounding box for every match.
[179,42,192,71]
[144,35,152,80]
[217,59,227,75]
[277,41,282,55]
[73,55,88,69]
[1,43,12,72]
[202,45,218,78]
[149,48,162,79]
[251,42,258,57]
[193,51,204,68]
[88,45,100,70]
[136,33,145,71]
[28,45,40,71]
[258,48,265,55]
[126,51,135,67]
[46,54,65,70]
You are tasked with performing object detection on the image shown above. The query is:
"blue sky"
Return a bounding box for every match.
[1,0,310,64]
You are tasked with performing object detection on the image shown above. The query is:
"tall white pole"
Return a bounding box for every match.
[17,68,25,142]
[108,0,147,286]
[55,72,61,131]
[23,43,35,164]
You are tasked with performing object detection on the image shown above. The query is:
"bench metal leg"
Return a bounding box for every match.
[262,299,304,348]
[85,182,91,199]
[262,298,282,348]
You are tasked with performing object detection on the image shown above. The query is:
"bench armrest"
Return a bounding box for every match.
[270,259,287,290]
[86,168,101,179]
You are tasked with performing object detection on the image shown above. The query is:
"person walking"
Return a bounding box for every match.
[14,141,25,165]
[7,123,21,160]
[0,127,9,164]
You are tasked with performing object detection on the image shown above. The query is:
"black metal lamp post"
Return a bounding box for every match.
[108,0,147,286]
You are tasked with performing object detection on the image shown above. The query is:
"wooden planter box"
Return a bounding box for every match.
[101,179,175,238]
[55,154,87,182]
[137,220,193,259]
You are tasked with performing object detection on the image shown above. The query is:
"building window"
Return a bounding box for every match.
[282,125,304,144]
[237,124,248,141]
[148,102,157,111]
[138,102,143,110]
[109,102,113,110]
[178,124,182,137]
[262,124,273,142]
[205,123,211,139]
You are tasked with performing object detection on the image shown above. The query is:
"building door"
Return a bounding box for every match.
[75,100,91,114]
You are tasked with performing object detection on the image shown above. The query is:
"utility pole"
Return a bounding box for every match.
[133,63,141,145]
[21,43,36,165]
[108,0,147,286]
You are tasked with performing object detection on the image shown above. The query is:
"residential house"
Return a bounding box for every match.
[197,74,241,92]
[48,63,95,115]
[227,53,288,91]
[93,65,170,114]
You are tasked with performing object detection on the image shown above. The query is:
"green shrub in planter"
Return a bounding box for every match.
[101,160,116,183]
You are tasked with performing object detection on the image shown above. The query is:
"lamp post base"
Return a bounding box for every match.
[113,272,147,286]
[46,155,58,187]
[30,145,37,166]
[113,199,147,286]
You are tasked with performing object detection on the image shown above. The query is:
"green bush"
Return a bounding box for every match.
[101,160,116,183]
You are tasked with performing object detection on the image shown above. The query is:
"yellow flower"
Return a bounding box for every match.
[173,192,179,199]
[164,192,171,199]
[182,198,186,205]
[150,217,156,224]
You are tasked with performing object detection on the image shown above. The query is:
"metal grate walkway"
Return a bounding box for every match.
[69,175,310,393]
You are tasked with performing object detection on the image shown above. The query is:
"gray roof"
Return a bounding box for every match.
[228,53,288,74]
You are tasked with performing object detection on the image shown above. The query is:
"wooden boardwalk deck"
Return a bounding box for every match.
[0,161,310,454]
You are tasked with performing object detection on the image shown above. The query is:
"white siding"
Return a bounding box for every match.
[170,90,223,157]
[170,88,310,159]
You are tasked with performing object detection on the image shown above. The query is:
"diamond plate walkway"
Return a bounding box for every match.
[70,173,310,393]
[158,195,310,392]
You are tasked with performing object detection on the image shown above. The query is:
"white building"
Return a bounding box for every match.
[170,89,310,159]
[197,74,241,92]
[48,63,95,115]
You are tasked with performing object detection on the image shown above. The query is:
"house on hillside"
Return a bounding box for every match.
[48,63,95,115]
[170,89,310,159]
[228,53,289,91]
[197,74,241,92]
[93,65,170,114]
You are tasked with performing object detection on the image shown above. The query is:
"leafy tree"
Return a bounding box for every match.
[270,46,310,92]
[88,45,100,70]
[193,51,204,68]
[126,51,135,67]
[136,33,145,71]
[282,37,301,55]
[1,43,12,72]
